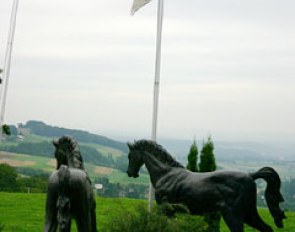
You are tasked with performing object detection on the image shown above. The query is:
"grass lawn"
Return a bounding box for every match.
[0,192,294,232]
[80,142,125,158]
[0,192,145,232]
[108,170,150,185]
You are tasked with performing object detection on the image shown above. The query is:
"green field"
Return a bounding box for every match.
[0,192,294,232]
[0,151,150,185]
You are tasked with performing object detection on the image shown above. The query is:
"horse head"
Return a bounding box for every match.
[126,142,144,178]
[53,136,84,170]
[127,140,184,178]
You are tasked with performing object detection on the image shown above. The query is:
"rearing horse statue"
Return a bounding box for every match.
[127,139,286,232]
[44,136,97,232]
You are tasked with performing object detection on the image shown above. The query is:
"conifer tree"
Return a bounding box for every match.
[187,139,198,172]
[199,136,216,172]
[1,124,11,136]
[199,136,220,232]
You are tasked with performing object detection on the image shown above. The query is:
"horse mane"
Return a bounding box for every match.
[133,140,184,168]
[54,135,84,170]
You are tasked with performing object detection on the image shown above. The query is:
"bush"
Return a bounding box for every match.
[102,204,208,232]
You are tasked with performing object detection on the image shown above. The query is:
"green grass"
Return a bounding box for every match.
[22,134,52,143]
[0,192,145,232]
[0,192,294,232]
[109,170,150,185]
[80,142,125,158]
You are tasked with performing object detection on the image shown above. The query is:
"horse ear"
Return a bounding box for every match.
[52,140,58,147]
[127,142,133,150]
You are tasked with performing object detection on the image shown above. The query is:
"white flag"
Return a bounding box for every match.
[131,0,152,15]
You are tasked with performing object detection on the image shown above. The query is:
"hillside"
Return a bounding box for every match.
[159,138,295,178]
[160,138,295,162]
[1,120,294,186]
[0,120,143,187]
[22,120,128,153]
[0,120,131,171]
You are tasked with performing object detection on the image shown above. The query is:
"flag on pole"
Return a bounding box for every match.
[131,0,152,15]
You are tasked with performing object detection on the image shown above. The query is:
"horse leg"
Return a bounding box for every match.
[75,198,91,232]
[244,199,273,232]
[90,195,98,232]
[90,208,97,232]
[245,209,273,232]
[244,182,273,232]
[44,207,58,232]
[76,213,90,232]
[220,207,244,232]
[44,184,58,232]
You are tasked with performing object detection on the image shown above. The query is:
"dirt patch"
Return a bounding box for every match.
[95,166,113,175]
[47,159,56,168]
[0,151,16,159]
[0,159,36,167]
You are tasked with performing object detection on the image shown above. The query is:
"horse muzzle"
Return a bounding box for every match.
[127,171,139,178]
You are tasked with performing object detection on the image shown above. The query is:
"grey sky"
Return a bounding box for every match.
[0,0,294,141]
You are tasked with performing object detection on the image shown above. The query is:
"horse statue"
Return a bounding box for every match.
[44,136,97,232]
[127,139,286,232]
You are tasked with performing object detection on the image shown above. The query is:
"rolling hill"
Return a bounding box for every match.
[0,120,150,185]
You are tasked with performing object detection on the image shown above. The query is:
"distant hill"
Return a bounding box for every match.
[0,120,130,172]
[2,120,294,178]
[159,138,295,162]
[21,120,128,153]
[158,138,295,178]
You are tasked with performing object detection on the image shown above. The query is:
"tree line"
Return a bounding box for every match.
[0,164,48,193]
[0,163,148,199]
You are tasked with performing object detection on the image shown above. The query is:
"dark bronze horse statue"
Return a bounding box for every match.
[127,139,286,232]
[44,136,97,232]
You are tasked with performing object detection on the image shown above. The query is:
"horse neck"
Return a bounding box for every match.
[67,151,83,169]
[142,152,171,186]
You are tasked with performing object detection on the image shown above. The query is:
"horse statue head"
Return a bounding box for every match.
[53,135,84,170]
[127,139,183,178]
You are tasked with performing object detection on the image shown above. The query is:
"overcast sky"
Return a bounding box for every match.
[0,0,294,142]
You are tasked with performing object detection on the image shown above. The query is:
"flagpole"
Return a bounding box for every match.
[148,0,164,212]
[0,0,19,139]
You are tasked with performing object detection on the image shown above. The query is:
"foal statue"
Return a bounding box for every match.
[44,136,97,232]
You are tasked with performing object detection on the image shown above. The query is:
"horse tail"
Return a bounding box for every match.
[250,167,286,228]
[57,165,71,231]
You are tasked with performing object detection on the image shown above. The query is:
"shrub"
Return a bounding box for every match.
[102,204,207,232]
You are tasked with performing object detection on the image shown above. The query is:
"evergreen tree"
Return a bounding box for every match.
[199,136,220,232]
[1,124,11,136]
[199,136,216,172]
[187,139,198,172]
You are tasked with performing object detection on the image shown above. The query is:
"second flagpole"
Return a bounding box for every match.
[0,0,19,139]
[148,0,164,212]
